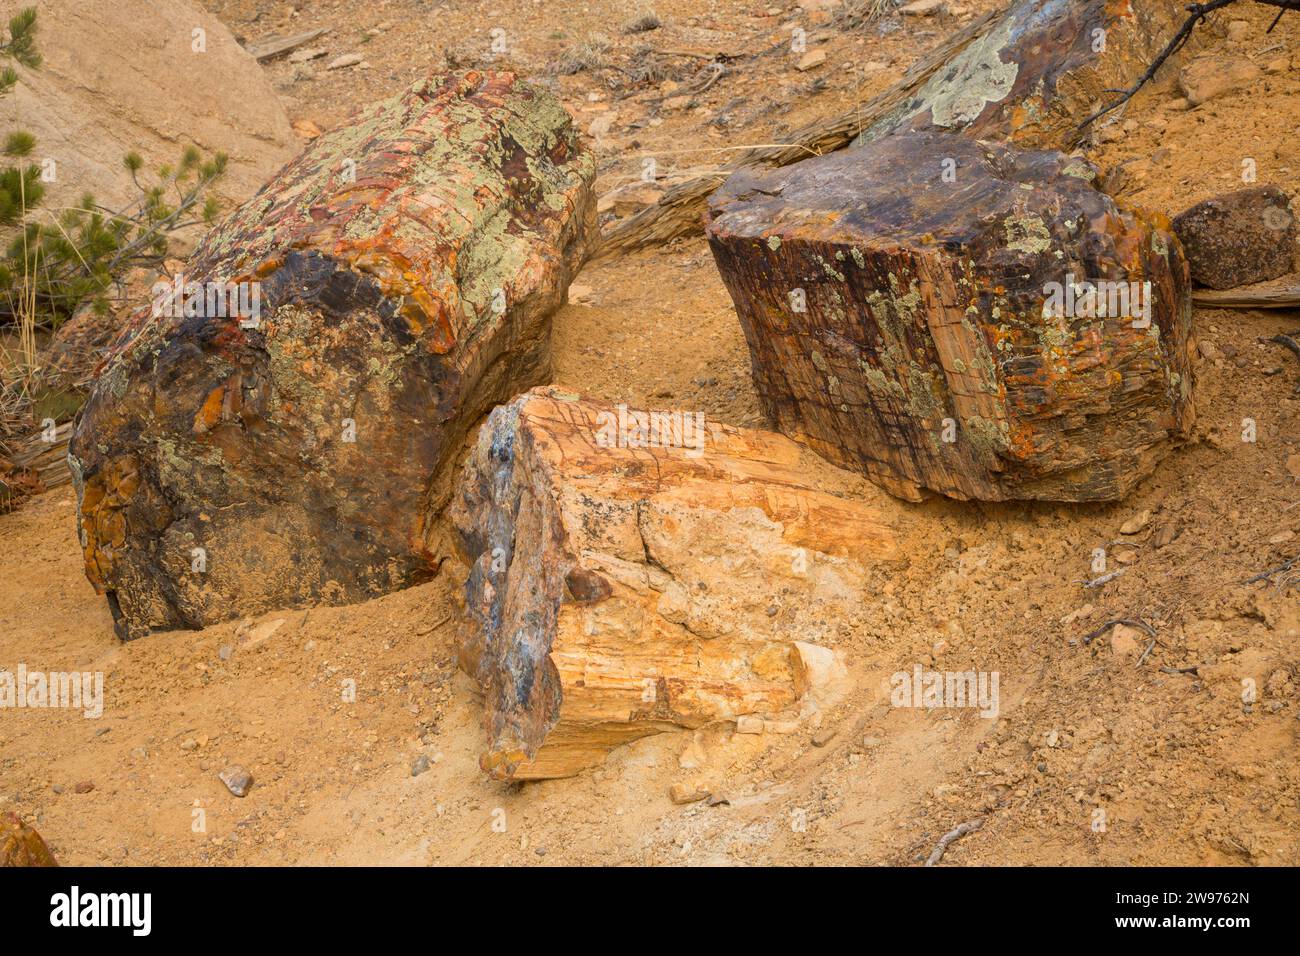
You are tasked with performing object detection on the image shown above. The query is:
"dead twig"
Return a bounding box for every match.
[1079,569,1127,589]
[1079,0,1245,128]
[925,817,985,866]
[1136,639,1157,667]
[1081,0,1300,128]
[1262,331,1300,366]
[1082,617,1156,646]
[1245,553,1300,584]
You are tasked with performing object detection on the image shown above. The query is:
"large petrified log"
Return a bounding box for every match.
[594,0,1192,258]
[450,387,900,780]
[706,130,1195,502]
[69,72,596,639]
[851,0,1192,149]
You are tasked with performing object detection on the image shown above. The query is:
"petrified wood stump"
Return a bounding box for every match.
[69,72,596,638]
[450,387,900,780]
[853,0,1192,150]
[707,130,1195,502]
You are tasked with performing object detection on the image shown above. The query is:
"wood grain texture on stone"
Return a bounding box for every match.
[69,71,596,639]
[0,813,58,867]
[449,388,899,780]
[852,0,1193,150]
[707,130,1195,502]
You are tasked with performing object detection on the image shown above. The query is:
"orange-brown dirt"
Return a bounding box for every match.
[1,0,1297,865]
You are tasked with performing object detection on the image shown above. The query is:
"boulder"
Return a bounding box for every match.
[707,130,1195,502]
[449,388,898,779]
[1172,186,1297,290]
[69,71,596,639]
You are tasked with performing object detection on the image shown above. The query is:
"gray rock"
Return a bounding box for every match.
[218,765,252,797]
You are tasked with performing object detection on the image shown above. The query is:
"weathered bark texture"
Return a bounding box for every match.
[1192,281,1300,310]
[707,130,1195,502]
[69,72,596,639]
[450,387,900,780]
[593,0,1192,258]
[850,0,1192,149]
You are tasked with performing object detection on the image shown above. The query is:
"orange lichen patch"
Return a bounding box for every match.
[1005,423,1039,462]
[193,384,226,434]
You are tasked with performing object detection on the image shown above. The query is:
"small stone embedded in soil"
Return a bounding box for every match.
[1152,521,1180,549]
[1120,510,1151,535]
[74,781,94,794]
[219,766,252,797]
[811,727,836,747]
[734,715,764,734]
[901,0,946,13]
[1178,55,1261,107]
[411,755,431,777]
[669,782,708,804]
[796,50,826,71]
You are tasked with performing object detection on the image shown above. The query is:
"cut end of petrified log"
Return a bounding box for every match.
[69,71,596,638]
[707,130,1194,503]
[450,388,900,780]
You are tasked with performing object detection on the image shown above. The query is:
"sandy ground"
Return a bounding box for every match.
[2,0,1298,865]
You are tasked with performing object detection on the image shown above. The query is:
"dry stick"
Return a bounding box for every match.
[1082,617,1156,645]
[1263,331,1300,365]
[1194,284,1300,309]
[925,817,985,867]
[1245,553,1300,584]
[1080,568,1127,589]
[588,6,1004,261]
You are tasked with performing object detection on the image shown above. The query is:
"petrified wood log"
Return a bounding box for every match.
[594,0,1193,258]
[0,812,58,866]
[706,130,1195,502]
[69,72,596,639]
[852,0,1193,149]
[450,387,900,780]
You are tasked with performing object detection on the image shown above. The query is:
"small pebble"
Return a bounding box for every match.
[219,766,252,797]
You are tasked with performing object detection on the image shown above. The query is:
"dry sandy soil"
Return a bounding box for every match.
[1,0,1298,865]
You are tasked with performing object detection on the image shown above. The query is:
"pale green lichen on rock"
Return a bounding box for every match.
[1004,214,1052,255]
[963,414,1010,458]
